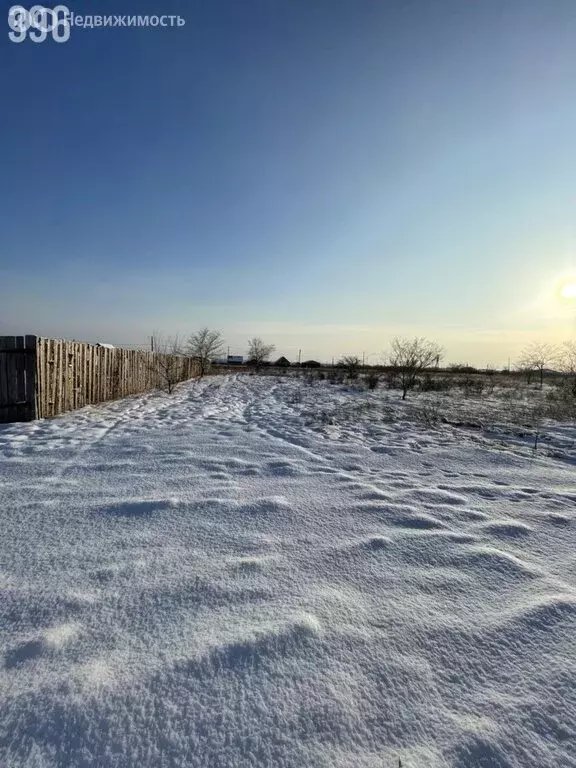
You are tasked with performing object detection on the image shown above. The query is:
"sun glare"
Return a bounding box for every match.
[560,282,576,300]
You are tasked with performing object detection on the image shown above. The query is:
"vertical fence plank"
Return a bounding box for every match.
[56,341,63,416]
[64,341,69,413]
[35,336,43,419]
[94,346,100,404]
[94,344,99,403]
[53,340,59,417]
[89,344,94,405]
[72,342,77,411]
[103,348,109,403]
[41,338,48,418]
[24,335,37,422]
[103,347,108,403]
[0,337,13,423]
[62,341,68,415]
[5,337,19,424]
[43,338,50,418]
[66,342,73,413]
[88,344,93,407]
[82,342,87,409]
[49,339,56,418]
[59,341,65,414]
[45,339,51,418]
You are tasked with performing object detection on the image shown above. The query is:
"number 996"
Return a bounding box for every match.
[8,5,70,43]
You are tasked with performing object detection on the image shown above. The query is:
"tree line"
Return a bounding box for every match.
[150,330,576,401]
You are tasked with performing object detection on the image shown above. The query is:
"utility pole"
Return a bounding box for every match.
[298,348,302,365]
[150,335,154,353]
[362,351,365,366]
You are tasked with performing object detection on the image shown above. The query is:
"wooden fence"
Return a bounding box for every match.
[0,336,200,424]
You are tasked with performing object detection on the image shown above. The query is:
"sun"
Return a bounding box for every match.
[560,282,576,299]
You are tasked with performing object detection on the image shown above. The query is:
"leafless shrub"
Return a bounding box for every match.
[339,355,361,380]
[149,334,186,394]
[419,375,454,393]
[516,362,535,386]
[517,342,558,389]
[527,402,546,451]
[388,337,443,400]
[545,383,576,422]
[460,376,485,397]
[384,370,400,389]
[408,400,443,429]
[484,373,496,395]
[557,340,576,396]
[365,371,380,390]
[379,405,398,423]
[303,400,377,428]
[315,410,335,425]
[498,386,524,403]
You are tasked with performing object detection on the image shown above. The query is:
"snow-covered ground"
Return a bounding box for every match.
[1,374,575,767]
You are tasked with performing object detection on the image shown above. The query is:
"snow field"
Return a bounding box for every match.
[1,374,575,767]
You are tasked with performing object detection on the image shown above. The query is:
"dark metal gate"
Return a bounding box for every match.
[0,336,37,424]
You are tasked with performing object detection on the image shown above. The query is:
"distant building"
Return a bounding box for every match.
[301,360,321,368]
[227,355,243,365]
[246,359,271,367]
[274,356,291,367]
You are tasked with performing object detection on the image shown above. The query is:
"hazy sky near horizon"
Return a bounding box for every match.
[2,0,575,365]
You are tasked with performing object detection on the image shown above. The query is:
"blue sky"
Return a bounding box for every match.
[1,0,575,365]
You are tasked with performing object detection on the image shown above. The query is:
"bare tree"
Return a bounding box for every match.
[339,355,361,379]
[186,328,225,378]
[365,371,380,390]
[558,340,576,395]
[389,336,444,400]
[516,361,534,386]
[150,334,184,394]
[517,342,558,390]
[247,337,275,371]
